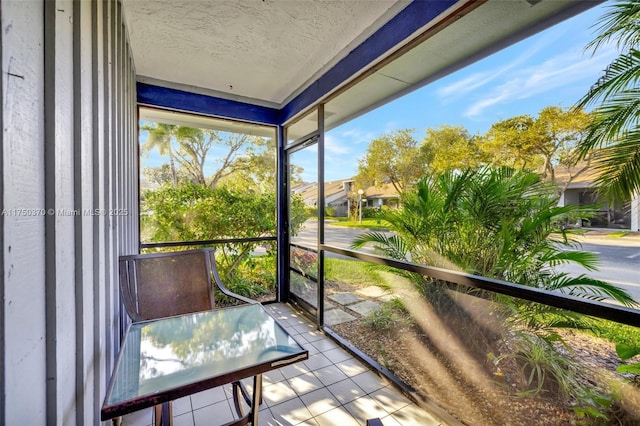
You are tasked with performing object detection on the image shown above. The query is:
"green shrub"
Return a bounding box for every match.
[325,206,336,217]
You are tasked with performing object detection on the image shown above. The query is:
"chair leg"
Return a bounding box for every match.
[154,402,173,426]
[232,382,246,417]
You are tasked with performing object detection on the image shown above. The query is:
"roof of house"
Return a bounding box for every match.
[294,178,354,204]
[553,162,599,189]
[362,183,400,199]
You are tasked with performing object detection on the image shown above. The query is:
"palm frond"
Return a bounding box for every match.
[577,50,640,109]
[350,232,409,260]
[591,132,640,200]
[548,273,637,307]
[586,1,640,52]
[580,90,640,150]
[541,250,600,270]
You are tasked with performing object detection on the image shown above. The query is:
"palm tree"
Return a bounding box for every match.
[352,167,635,305]
[575,0,640,200]
[141,123,179,187]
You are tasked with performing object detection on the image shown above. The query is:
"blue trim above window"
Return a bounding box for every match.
[137,83,281,125]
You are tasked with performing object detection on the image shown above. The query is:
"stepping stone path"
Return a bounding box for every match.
[324,286,393,325]
[348,300,382,316]
[324,308,357,326]
[327,293,365,305]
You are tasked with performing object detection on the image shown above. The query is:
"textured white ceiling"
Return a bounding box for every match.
[123,0,408,106]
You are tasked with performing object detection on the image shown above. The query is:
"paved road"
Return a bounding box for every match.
[556,240,640,301]
[292,220,640,301]
[291,219,391,253]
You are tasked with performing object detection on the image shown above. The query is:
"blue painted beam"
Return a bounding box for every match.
[137,83,281,125]
[280,0,457,124]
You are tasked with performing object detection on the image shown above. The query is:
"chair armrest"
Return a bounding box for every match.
[206,248,259,305]
[216,279,259,305]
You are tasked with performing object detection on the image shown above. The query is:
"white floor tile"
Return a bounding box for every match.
[264,368,287,385]
[343,395,389,423]
[299,388,340,417]
[172,396,193,416]
[280,361,310,379]
[310,338,341,353]
[171,412,195,426]
[335,357,369,377]
[122,407,153,426]
[262,380,298,407]
[326,378,365,405]
[190,386,227,410]
[369,386,411,414]
[312,364,349,387]
[300,330,326,343]
[303,353,333,371]
[313,406,360,426]
[288,371,324,396]
[322,347,352,364]
[269,396,314,425]
[193,400,234,426]
[351,371,388,394]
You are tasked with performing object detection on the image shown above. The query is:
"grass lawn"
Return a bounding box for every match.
[326,218,391,229]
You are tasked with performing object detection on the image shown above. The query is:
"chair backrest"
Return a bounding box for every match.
[119,249,218,322]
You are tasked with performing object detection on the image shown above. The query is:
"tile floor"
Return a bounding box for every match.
[120,303,446,426]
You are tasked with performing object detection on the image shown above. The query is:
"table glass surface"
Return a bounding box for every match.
[104,303,305,407]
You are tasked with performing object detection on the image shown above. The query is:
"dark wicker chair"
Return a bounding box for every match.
[118,248,257,426]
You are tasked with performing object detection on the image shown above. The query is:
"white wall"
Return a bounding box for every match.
[632,194,640,232]
[1,1,138,424]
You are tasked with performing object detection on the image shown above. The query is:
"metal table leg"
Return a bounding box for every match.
[251,374,263,425]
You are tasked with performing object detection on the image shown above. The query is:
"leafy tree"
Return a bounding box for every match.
[141,122,257,188]
[356,129,430,193]
[217,136,304,192]
[480,107,592,185]
[575,0,640,200]
[532,106,592,183]
[142,164,188,187]
[481,115,542,170]
[421,125,484,173]
[171,127,219,186]
[141,183,307,274]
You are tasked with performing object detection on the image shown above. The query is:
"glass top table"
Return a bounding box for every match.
[101,303,308,425]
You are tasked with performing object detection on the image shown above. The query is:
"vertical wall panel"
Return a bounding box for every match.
[46,1,78,423]
[75,0,96,423]
[2,1,47,424]
[0,2,4,422]
[1,0,137,424]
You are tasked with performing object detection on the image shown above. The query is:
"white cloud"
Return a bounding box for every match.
[463,45,616,118]
[437,33,550,100]
[338,128,377,145]
[324,134,351,155]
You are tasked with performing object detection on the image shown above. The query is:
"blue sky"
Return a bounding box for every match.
[314,2,619,182]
